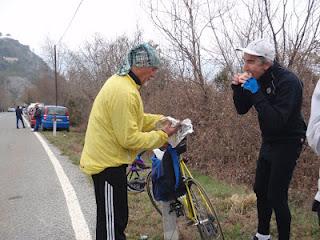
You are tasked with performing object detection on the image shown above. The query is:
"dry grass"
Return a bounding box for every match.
[42,127,320,240]
[228,193,256,214]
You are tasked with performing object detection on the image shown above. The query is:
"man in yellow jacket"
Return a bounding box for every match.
[80,43,179,240]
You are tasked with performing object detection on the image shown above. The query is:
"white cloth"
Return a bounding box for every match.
[168,118,193,147]
[306,80,320,201]
[153,148,165,160]
[156,117,194,147]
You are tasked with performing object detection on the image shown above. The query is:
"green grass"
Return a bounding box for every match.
[193,171,247,197]
[41,129,320,239]
[41,129,84,165]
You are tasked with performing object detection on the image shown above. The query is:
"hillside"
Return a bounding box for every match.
[0,37,52,108]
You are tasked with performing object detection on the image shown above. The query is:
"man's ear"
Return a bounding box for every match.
[263,62,272,71]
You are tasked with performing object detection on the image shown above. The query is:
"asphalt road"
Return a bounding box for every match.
[0,112,95,240]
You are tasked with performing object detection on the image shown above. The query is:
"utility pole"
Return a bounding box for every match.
[54,45,58,106]
[53,45,57,136]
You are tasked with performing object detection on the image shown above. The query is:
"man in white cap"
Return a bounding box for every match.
[80,43,180,240]
[231,39,306,240]
[306,80,320,225]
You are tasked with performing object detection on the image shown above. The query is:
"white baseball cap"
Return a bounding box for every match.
[236,39,275,61]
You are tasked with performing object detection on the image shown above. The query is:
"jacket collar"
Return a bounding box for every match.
[128,70,142,86]
[258,61,280,84]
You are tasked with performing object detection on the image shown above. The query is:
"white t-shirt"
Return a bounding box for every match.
[307,80,320,201]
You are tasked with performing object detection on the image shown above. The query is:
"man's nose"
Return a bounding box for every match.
[243,63,249,72]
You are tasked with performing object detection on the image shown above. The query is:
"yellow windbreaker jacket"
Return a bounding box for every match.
[80,74,168,175]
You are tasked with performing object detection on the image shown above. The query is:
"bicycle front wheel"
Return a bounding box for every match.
[186,179,224,240]
[127,170,145,193]
[146,171,162,215]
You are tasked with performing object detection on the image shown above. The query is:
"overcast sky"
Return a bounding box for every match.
[0,0,157,54]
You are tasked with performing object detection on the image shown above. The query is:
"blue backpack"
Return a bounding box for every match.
[151,144,186,201]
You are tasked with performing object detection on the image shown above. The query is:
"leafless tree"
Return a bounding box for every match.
[207,0,320,76]
[145,0,231,97]
[65,34,132,103]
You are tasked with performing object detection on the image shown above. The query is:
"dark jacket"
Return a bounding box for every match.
[34,107,42,119]
[16,107,23,118]
[232,62,306,143]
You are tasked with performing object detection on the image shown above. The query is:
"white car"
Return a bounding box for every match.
[8,107,16,112]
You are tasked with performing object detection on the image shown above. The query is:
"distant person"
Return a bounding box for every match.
[33,104,42,131]
[306,80,320,225]
[80,43,179,240]
[231,39,306,240]
[15,105,25,129]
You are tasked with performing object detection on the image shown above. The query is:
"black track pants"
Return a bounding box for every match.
[16,117,25,128]
[92,165,128,240]
[254,141,303,240]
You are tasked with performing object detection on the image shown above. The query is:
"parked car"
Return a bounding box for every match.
[7,107,16,112]
[27,103,44,128]
[42,105,70,131]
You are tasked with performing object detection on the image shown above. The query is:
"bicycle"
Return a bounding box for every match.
[146,140,225,240]
[127,152,151,193]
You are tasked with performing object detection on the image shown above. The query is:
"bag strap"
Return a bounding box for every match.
[167,145,180,190]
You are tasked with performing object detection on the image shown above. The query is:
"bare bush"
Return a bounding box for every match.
[141,0,320,201]
[27,0,320,202]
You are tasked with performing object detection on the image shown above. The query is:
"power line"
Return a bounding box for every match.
[57,0,85,45]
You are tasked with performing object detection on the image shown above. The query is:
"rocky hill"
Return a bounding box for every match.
[0,37,52,108]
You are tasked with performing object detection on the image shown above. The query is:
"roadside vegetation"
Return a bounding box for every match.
[20,0,319,210]
[17,1,320,238]
[43,130,320,239]
[42,130,84,165]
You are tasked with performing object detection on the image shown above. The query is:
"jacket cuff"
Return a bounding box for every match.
[158,129,168,141]
[251,90,265,105]
[231,84,242,91]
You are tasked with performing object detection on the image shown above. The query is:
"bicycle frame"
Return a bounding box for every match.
[180,157,214,224]
[146,140,225,239]
[179,159,194,220]
[127,152,149,175]
[146,148,225,239]
[127,163,141,178]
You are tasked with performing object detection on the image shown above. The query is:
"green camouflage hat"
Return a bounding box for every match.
[117,43,160,76]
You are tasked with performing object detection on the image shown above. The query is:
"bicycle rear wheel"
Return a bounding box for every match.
[146,171,162,215]
[186,179,224,240]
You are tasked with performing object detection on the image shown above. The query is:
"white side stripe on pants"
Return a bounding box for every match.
[106,182,115,240]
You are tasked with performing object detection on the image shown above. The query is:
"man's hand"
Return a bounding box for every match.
[161,121,181,137]
[232,72,252,85]
[312,199,320,225]
[232,73,241,85]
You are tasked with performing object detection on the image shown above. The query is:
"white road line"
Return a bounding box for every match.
[34,132,92,240]
[22,115,30,128]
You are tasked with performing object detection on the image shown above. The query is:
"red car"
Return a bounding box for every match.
[27,103,44,128]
